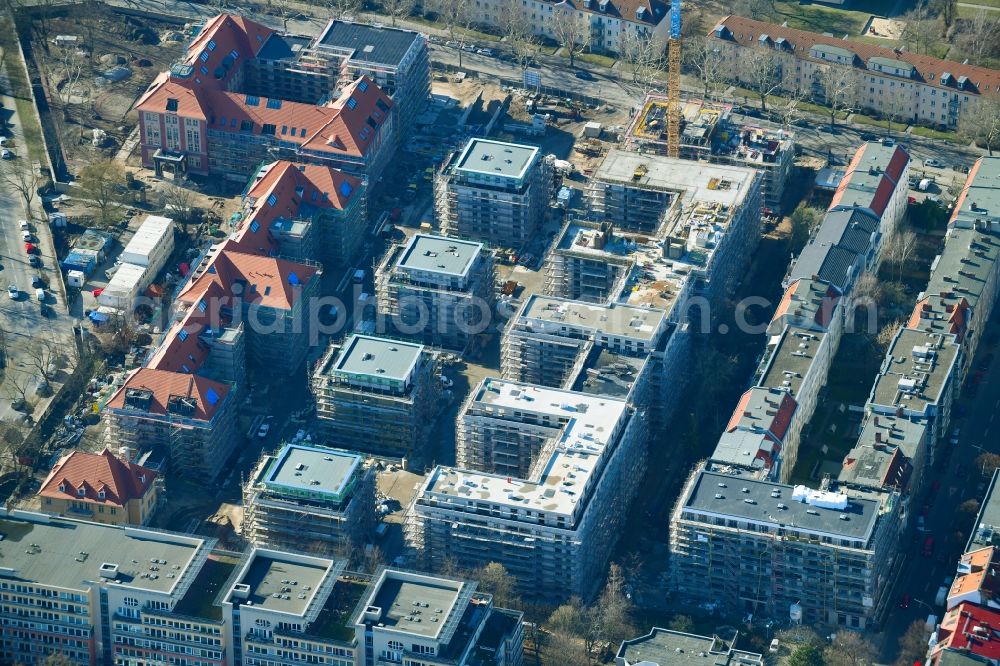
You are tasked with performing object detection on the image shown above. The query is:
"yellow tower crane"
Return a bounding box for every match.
[667,0,682,158]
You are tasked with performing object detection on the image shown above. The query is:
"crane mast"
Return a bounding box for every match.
[667,0,682,158]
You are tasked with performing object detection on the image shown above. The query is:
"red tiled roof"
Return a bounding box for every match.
[725,388,797,442]
[176,241,319,311]
[300,77,393,157]
[951,157,985,225]
[38,449,156,507]
[106,367,231,422]
[830,143,910,217]
[932,602,1000,662]
[771,279,842,329]
[146,291,230,374]
[184,14,274,88]
[568,0,668,25]
[136,73,208,120]
[711,15,1000,98]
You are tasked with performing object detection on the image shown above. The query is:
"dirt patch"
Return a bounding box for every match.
[29,6,189,174]
[865,17,904,40]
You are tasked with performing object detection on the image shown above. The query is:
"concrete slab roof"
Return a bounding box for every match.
[359,569,466,639]
[683,469,882,543]
[870,328,959,413]
[332,335,423,383]
[0,510,206,596]
[519,295,666,343]
[617,628,763,666]
[262,444,362,501]
[396,234,483,277]
[231,550,333,616]
[454,138,539,180]
[759,325,827,397]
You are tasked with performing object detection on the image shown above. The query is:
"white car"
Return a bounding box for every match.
[21,230,31,242]
[7,285,18,299]
[256,423,270,438]
[0,149,12,159]
[18,220,28,231]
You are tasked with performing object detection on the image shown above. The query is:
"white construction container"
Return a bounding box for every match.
[119,215,174,275]
[583,121,602,138]
[97,263,149,311]
[66,270,85,288]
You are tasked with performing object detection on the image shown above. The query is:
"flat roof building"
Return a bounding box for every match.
[312,335,440,461]
[407,378,646,600]
[243,443,376,557]
[437,138,553,248]
[376,234,495,350]
[616,629,763,666]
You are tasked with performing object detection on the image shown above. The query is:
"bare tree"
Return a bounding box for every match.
[589,563,634,648]
[425,0,476,68]
[959,96,1000,155]
[25,339,64,386]
[885,229,918,281]
[51,44,86,106]
[0,161,42,216]
[550,5,590,68]
[78,159,128,227]
[4,372,32,414]
[815,65,864,131]
[881,86,913,138]
[541,629,588,665]
[739,48,789,112]
[95,311,139,356]
[900,2,941,56]
[895,620,930,666]
[475,561,519,609]
[685,37,725,100]
[618,29,666,94]
[0,419,30,478]
[498,2,538,74]
[160,178,197,231]
[326,0,362,20]
[955,9,1000,65]
[732,0,775,20]
[380,0,416,27]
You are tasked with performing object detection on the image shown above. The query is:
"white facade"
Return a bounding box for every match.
[98,263,151,311]
[121,214,175,274]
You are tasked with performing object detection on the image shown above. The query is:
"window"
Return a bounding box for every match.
[281,125,288,135]
[181,364,190,373]
[262,123,276,136]
[266,98,282,109]
[266,194,278,207]
[220,116,226,126]
[178,329,189,342]
[200,51,209,62]
[229,49,239,59]
[166,98,179,112]
[300,128,307,137]
[77,488,85,497]
[388,641,404,651]
[207,39,216,51]
[245,95,260,106]
[200,65,208,76]
[346,97,358,110]
[197,299,207,313]
[358,80,369,92]
[240,119,253,132]
[250,220,260,233]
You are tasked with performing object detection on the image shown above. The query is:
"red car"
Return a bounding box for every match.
[899,593,911,609]
[923,537,935,557]
[24,242,35,254]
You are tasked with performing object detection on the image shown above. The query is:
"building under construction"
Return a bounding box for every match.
[624,94,795,212]
[436,138,554,248]
[104,368,240,482]
[242,443,375,557]
[542,220,635,303]
[405,378,646,601]
[311,334,440,461]
[375,234,495,351]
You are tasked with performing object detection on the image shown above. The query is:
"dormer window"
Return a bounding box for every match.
[77,487,85,497]
[98,490,106,500]
[58,483,65,493]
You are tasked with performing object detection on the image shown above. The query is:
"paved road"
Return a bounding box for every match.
[0,92,75,423]
[878,324,1000,658]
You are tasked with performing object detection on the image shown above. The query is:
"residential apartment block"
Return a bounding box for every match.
[243,160,367,272]
[406,378,646,601]
[616,629,763,666]
[105,368,240,482]
[375,234,496,350]
[669,465,903,630]
[0,510,523,666]
[312,335,440,461]
[436,139,554,248]
[458,0,670,55]
[136,14,396,183]
[242,444,376,557]
[709,15,1000,129]
[37,449,160,526]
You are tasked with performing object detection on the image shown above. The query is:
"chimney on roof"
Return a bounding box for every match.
[875,431,882,444]
[874,416,880,427]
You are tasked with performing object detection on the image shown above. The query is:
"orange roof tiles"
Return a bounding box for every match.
[38,449,156,507]
[106,367,231,422]
[712,15,1000,98]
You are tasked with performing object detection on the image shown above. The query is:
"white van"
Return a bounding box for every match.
[34,288,45,302]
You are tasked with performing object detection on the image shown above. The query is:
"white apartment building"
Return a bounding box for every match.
[710,16,1000,130]
[465,0,670,55]
[405,378,646,601]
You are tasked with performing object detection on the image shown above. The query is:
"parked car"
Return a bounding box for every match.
[24,242,35,254]
[256,423,270,438]
[18,220,28,231]
[923,537,935,557]
[445,40,459,48]
[0,149,12,159]
[461,43,477,52]
[28,255,41,267]
[476,48,494,57]
[899,593,911,609]
[881,137,896,147]
[925,158,945,168]
[34,288,44,302]
[30,275,42,288]
[6,285,17,300]
[859,132,879,141]
[574,70,595,80]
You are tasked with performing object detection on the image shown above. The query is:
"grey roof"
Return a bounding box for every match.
[868,56,915,74]
[968,469,1000,552]
[332,335,423,382]
[788,206,879,290]
[261,444,362,500]
[232,551,332,615]
[837,414,926,490]
[315,20,421,67]
[769,277,841,335]
[811,43,855,61]
[256,33,310,61]
[454,138,539,180]
[759,325,827,397]
[0,511,207,595]
[359,569,467,639]
[953,157,1000,228]
[870,328,959,413]
[396,234,483,277]
[923,227,1000,312]
[935,651,994,666]
[572,348,647,398]
[683,469,882,543]
[617,628,763,666]
[519,295,667,343]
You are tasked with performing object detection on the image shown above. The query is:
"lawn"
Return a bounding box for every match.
[772,0,872,36]
[14,97,46,166]
[911,124,967,144]
[578,52,617,68]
